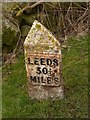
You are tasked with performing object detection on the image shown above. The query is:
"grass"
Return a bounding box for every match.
[2,35,88,118]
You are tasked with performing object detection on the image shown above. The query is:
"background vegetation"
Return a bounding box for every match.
[2,2,89,118]
[2,2,88,63]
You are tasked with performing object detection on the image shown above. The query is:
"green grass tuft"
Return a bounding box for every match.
[2,35,88,118]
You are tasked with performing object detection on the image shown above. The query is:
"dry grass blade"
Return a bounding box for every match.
[76,8,88,24]
[58,3,66,40]
[73,2,87,10]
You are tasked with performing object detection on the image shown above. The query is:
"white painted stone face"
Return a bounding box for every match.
[24,20,64,99]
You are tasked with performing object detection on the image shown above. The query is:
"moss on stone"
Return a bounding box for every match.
[31,27,36,32]
[24,20,61,54]
[52,39,55,43]
[44,45,50,50]
[36,24,41,29]
[24,45,29,50]
[48,35,52,40]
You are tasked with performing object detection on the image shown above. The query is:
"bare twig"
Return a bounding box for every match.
[16,2,44,17]
[44,6,53,31]
[65,2,72,18]
[3,12,19,28]
[76,8,88,24]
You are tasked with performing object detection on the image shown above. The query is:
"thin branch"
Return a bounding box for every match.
[16,2,44,17]
[44,6,52,31]
[76,8,88,24]
[3,12,19,28]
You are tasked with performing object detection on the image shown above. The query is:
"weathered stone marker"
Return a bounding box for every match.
[24,20,64,99]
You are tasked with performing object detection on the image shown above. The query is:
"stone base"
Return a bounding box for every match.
[28,84,64,100]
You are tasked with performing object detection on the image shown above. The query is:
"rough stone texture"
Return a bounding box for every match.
[24,20,64,100]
